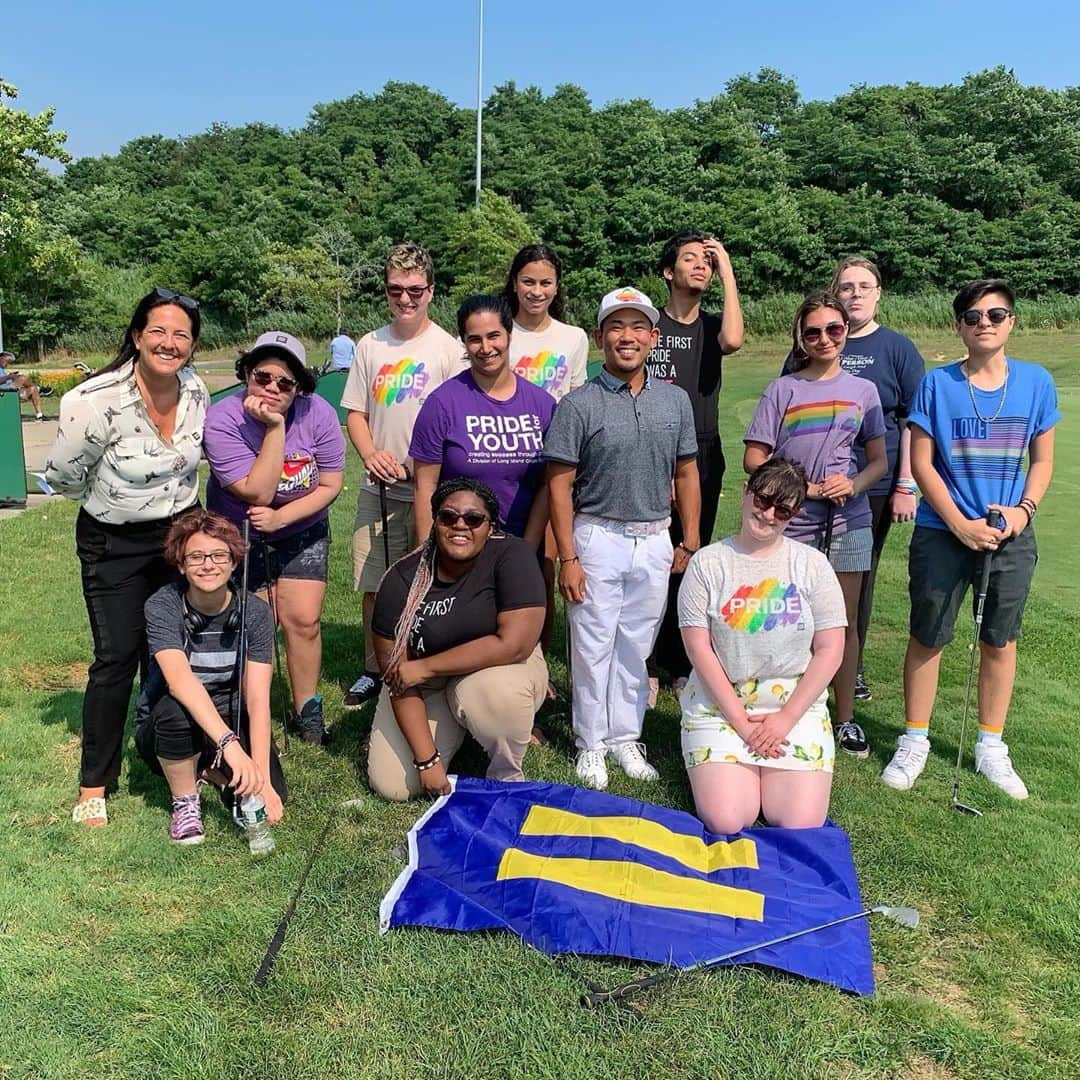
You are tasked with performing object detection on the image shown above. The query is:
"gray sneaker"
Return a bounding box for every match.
[290,695,329,745]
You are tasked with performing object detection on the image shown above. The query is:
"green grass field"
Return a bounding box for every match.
[1,332,1077,1079]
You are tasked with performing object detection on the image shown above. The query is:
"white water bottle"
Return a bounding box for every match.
[239,794,276,856]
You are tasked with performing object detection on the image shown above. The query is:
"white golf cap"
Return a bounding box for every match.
[596,286,660,329]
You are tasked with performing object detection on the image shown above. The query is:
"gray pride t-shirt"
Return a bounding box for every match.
[677,537,846,684]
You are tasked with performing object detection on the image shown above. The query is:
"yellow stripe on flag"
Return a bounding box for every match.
[518,806,759,873]
[497,849,765,921]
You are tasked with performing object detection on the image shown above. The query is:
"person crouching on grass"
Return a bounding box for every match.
[678,458,846,832]
[134,510,286,845]
[883,279,1059,799]
[366,477,548,801]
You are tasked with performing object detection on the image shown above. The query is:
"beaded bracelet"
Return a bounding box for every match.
[212,730,239,770]
[414,751,442,772]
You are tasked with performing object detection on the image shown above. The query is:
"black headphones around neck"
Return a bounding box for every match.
[183,591,241,636]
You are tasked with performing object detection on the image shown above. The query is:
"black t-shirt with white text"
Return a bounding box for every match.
[372,535,545,659]
[645,308,725,441]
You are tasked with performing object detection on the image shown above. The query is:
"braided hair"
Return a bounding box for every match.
[384,476,502,672]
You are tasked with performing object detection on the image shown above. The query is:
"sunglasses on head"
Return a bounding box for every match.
[152,286,199,313]
[386,284,431,300]
[801,322,846,345]
[251,369,298,392]
[750,492,797,521]
[436,508,490,529]
[960,307,1013,327]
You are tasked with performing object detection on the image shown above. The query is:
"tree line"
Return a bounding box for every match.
[2,66,1079,357]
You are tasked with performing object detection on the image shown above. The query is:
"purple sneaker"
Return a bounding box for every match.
[170,793,204,845]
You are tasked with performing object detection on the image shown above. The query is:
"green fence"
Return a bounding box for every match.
[0,392,28,508]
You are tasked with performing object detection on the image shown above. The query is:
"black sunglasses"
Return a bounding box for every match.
[960,307,1013,327]
[435,508,490,529]
[751,493,797,521]
[152,286,199,313]
[251,369,298,392]
[801,322,846,345]
[386,284,431,300]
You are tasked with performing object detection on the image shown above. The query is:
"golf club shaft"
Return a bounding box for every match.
[822,501,835,560]
[379,479,391,569]
[951,512,998,804]
[260,539,290,751]
[582,906,878,1008]
[253,802,341,988]
[235,520,251,736]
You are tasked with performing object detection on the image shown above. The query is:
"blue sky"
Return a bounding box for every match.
[3,0,1078,165]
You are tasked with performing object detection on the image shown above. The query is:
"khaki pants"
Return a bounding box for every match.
[368,645,548,801]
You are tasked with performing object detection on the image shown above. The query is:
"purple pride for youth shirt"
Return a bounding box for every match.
[409,370,556,537]
[744,370,885,546]
[204,392,346,542]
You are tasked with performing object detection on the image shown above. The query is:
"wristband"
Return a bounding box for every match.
[212,730,239,770]
[677,542,698,554]
[561,555,579,564]
[893,477,918,497]
[414,752,442,773]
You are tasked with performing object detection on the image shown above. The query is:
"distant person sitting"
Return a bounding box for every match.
[0,350,46,420]
[329,332,355,371]
[367,477,548,801]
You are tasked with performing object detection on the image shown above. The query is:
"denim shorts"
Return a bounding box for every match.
[243,518,330,592]
[908,525,1037,649]
[827,526,873,573]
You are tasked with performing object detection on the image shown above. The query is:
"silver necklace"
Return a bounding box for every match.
[964,360,1009,424]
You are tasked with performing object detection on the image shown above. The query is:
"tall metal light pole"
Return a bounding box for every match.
[474,0,483,211]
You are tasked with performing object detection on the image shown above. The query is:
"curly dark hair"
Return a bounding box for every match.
[164,509,247,569]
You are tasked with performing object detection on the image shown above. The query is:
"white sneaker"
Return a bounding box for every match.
[610,741,659,782]
[881,734,931,790]
[974,741,1029,800]
[575,749,608,790]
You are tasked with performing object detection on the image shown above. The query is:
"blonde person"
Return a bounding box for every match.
[367,477,548,801]
[45,288,207,826]
[341,242,466,709]
[744,291,886,759]
[679,458,845,832]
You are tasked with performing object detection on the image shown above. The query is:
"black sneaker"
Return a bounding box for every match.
[854,672,872,702]
[343,672,381,709]
[834,720,870,759]
[290,695,329,745]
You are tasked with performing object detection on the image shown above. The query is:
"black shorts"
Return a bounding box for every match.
[243,518,330,592]
[908,525,1037,649]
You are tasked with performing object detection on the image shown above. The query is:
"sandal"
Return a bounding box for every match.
[72,796,107,826]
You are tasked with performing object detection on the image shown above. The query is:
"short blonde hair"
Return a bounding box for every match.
[384,242,434,286]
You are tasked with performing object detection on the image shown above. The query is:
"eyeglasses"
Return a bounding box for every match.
[251,370,298,392]
[801,322,847,345]
[152,286,199,313]
[836,283,879,297]
[750,493,797,521]
[386,284,431,300]
[183,549,232,567]
[435,508,490,529]
[960,307,1013,327]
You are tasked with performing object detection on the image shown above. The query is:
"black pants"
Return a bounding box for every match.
[651,434,726,681]
[134,692,288,803]
[856,494,893,671]
[76,509,180,787]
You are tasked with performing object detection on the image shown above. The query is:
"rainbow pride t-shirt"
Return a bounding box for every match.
[677,537,847,683]
[509,319,589,403]
[744,370,885,546]
[339,321,467,502]
[908,358,1059,531]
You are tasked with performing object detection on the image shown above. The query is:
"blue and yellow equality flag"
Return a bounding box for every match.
[380,777,874,995]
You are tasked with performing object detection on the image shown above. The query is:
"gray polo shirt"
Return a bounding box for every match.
[544,366,697,522]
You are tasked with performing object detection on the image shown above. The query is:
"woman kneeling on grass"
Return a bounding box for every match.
[134,510,286,845]
[367,477,549,801]
[678,458,846,832]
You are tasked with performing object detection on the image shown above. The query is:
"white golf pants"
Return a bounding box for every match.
[567,517,673,751]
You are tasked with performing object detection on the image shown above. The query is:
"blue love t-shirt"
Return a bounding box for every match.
[409,370,556,537]
[907,358,1060,530]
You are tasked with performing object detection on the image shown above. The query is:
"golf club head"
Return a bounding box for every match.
[951,796,983,817]
[339,797,365,814]
[874,905,920,929]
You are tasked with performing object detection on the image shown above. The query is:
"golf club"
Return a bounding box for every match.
[234,519,251,740]
[260,538,291,753]
[821,500,836,560]
[580,903,920,1009]
[951,509,1001,817]
[253,797,366,988]
[378,477,391,571]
